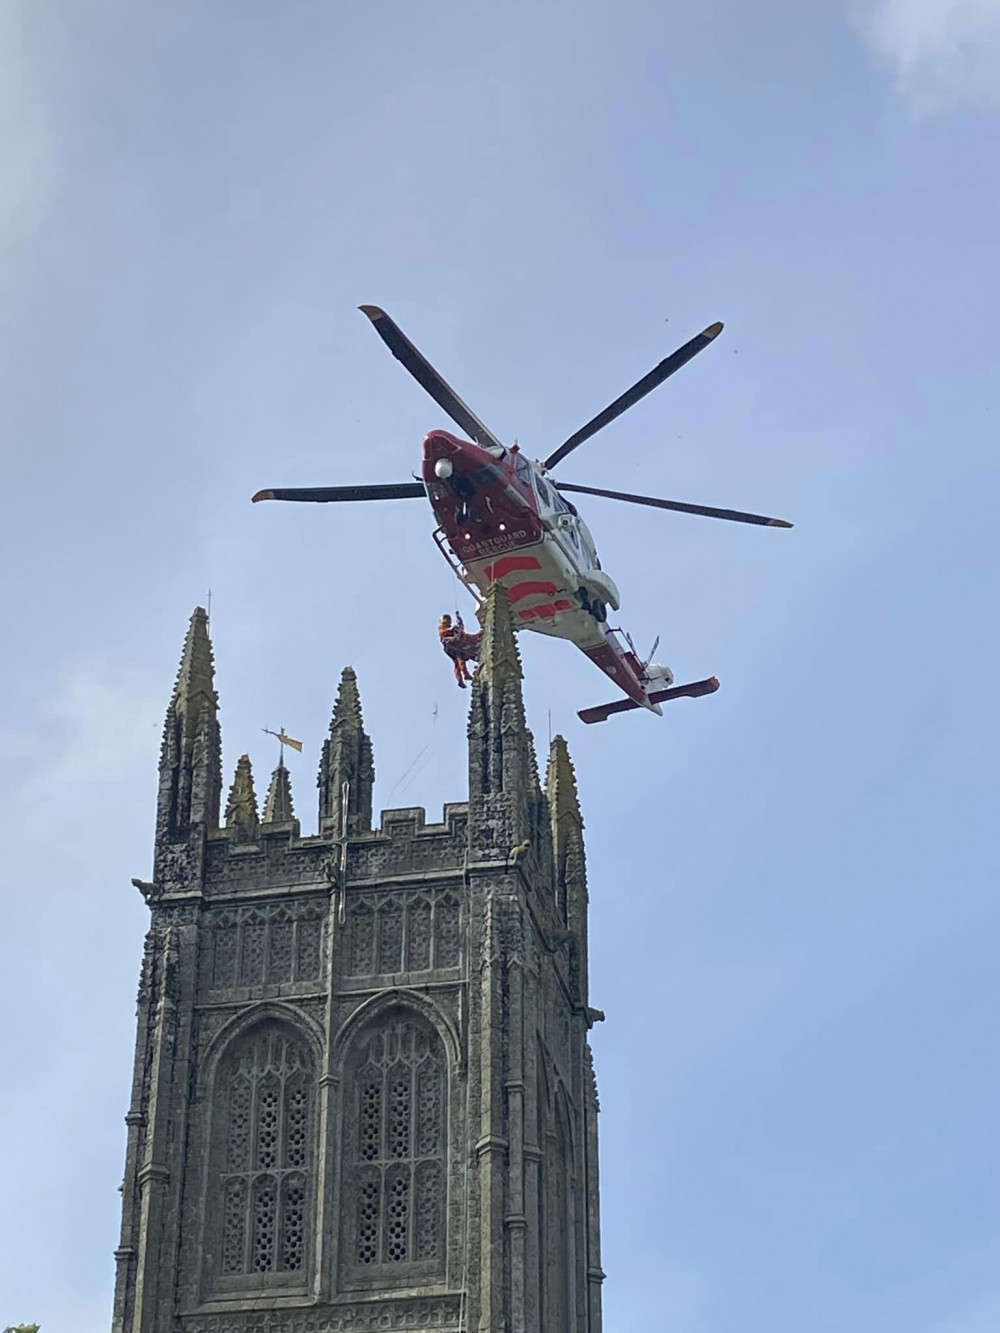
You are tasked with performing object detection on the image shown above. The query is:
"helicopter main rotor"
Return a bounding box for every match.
[251,305,792,532]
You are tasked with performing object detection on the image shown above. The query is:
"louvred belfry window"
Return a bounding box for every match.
[215,1027,314,1284]
[343,1012,447,1285]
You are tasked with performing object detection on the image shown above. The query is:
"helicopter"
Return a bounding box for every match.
[253,306,791,724]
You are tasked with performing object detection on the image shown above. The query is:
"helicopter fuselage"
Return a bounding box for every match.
[252,304,782,720]
[421,430,663,709]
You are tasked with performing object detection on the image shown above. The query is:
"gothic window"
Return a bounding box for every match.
[214,1026,315,1286]
[342,1011,447,1286]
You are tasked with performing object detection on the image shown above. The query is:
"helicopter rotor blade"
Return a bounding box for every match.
[252,483,426,504]
[359,305,505,451]
[554,481,793,528]
[543,322,724,470]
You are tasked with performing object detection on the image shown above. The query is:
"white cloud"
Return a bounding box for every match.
[860,0,1000,111]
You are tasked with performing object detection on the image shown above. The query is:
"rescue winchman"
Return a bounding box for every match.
[438,612,482,688]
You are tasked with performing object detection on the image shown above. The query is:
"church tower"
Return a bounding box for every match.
[112,587,604,1333]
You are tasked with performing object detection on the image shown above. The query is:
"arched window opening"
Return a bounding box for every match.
[342,1010,447,1286]
[214,1025,315,1286]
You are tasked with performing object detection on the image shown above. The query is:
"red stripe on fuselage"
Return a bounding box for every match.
[519,599,574,622]
[485,554,542,581]
[508,580,559,604]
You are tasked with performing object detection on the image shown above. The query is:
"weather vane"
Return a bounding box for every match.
[262,728,303,764]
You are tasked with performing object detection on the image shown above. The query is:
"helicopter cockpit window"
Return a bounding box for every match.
[514,454,532,485]
[535,475,554,510]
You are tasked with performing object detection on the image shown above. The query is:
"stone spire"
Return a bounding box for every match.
[156,607,222,843]
[225,754,259,842]
[174,607,216,729]
[475,579,523,694]
[262,761,295,825]
[318,667,374,837]
[468,582,537,853]
[546,734,583,841]
[547,734,589,1003]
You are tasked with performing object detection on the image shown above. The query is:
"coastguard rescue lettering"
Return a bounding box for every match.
[458,530,529,560]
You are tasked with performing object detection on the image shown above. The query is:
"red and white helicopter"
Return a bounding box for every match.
[253,306,791,724]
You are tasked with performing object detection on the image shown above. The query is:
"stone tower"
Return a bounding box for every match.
[112,589,604,1333]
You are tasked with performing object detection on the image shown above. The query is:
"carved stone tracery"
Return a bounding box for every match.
[178,1297,462,1333]
[341,1011,448,1287]
[211,1025,316,1287]
[345,892,461,978]
[207,904,325,991]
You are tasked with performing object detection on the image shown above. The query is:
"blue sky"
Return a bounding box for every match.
[1,2,998,1329]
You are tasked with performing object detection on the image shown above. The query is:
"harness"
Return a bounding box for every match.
[440,628,482,661]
